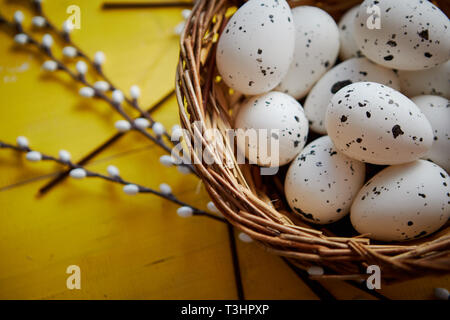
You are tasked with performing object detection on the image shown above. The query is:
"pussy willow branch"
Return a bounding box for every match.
[102,2,194,10]
[1,16,196,176]
[0,140,222,222]
[1,5,386,301]
[32,0,174,144]
[39,90,175,195]
[0,142,386,300]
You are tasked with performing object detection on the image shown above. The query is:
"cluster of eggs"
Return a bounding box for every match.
[215,0,449,242]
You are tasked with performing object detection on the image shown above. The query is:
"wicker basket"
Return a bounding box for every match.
[176,0,450,282]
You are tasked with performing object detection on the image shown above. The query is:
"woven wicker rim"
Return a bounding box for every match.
[175,0,450,282]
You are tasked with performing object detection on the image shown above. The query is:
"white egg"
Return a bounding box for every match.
[285,136,365,224]
[304,57,400,134]
[351,160,450,242]
[354,0,450,71]
[399,61,450,99]
[216,0,295,95]
[412,95,450,172]
[234,91,309,167]
[276,6,340,99]
[338,5,362,60]
[325,81,433,165]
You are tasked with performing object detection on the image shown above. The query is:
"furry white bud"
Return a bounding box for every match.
[238,232,253,243]
[177,165,191,175]
[177,206,193,218]
[123,184,139,195]
[76,60,87,75]
[114,120,131,132]
[111,90,124,104]
[62,20,73,34]
[159,183,172,195]
[181,9,192,20]
[16,136,29,148]
[79,87,95,98]
[26,151,42,162]
[307,266,324,276]
[42,60,58,72]
[207,201,223,217]
[159,155,174,167]
[207,201,219,213]
[14,11,24,24]
[152,122,165,136]
[134,118,150,130]
[434,288,449,300]
[130,85,141,99]
[171,124,183,141]
[70,168,87,179]
[42,33,53,48]
[93,81,110,92]
[14,33,28,45]
[62,46,77,58]
[58,150,71,162]
[32,16,46,28]
[174,21,185,35]
[107,165,120,177]
[94,51,105,66]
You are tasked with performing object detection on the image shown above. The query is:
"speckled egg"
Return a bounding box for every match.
[353,0,450,71]
[234,91,309,167]
[216,0,295,95]
[338,5,363,60]
[399,61,450,99]
[351,160,450,242]
[304,57,400,134]
[276,6,340,99]
[285,136,365,224]
[325,81,433,165]
[412,95,450,172]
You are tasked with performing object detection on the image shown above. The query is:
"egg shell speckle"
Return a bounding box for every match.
[354,0,450,71]
[351,160,450,242]
[234,91,309,167]
[338,5,363,60]
[276,6,340,99]
[285,136,365,224]
[399,61,450,99]
[216,0,295,95]
[304,57,400,134]
[412,95,450,172]
[325,81,433,165]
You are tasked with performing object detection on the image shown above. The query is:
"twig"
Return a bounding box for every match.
[39,90,176,195]
[282,258,336,301]
[0,140,220,221]
[344,280,390,300]
[33,0,176,144]
[102,2,194,10]
[2,16,196,175]
[227,224,245,300]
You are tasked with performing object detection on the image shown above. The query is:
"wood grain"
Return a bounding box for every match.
[0,0,448,299]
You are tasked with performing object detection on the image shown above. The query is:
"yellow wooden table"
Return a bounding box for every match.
[0,0,448,300]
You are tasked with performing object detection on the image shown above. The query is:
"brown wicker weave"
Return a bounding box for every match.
[176,0,450,282]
